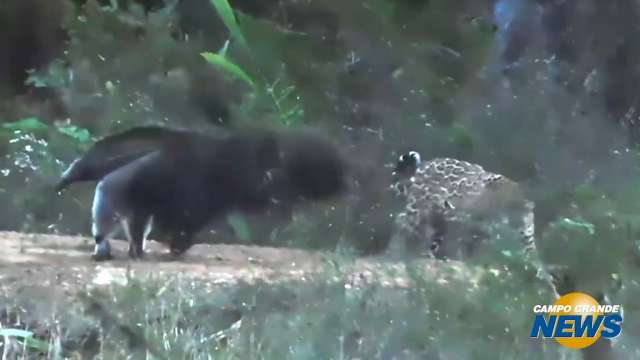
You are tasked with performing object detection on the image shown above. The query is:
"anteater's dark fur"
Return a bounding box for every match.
[57,126,347,260]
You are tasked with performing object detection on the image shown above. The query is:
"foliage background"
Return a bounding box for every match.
[1,0,640,358]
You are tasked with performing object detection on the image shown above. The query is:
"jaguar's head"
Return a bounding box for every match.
[392,150,421,182]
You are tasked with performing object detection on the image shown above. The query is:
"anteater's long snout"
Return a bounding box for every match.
[55,178,71,193]
[55,159,81,193]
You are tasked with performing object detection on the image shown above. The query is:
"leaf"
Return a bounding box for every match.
[226,213,251,242]
[209,0,248,48]
[558,218,596,235]
[24,59,69,89]
[56,125,93,144]
[2,117,49,133]
[18,337,51,352]
[0,329,49,352]
[201,52,256,89]
[0,329,34,338]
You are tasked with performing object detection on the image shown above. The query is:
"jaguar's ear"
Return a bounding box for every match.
[397,150,421,164]
[407,151,421,166]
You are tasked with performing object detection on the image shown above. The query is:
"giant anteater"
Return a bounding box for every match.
[57,126,347,260]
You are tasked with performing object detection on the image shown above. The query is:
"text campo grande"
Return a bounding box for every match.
[533,304,622,314]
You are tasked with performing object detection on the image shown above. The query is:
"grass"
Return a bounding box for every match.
[0,252,567,359]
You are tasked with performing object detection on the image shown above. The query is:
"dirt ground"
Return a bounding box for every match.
[0,232,493,358]
[0,231,322,296]
[0,232,472,299]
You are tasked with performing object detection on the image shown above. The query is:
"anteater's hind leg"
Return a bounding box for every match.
[91,180,120,261]
[123,213,152,259]
[143,215,153,251]
[91,151,160,261]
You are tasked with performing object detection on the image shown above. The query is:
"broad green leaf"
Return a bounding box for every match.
[209,0,247,48]
[201,52,256,89]
[2,117,49,133]
[24,60,69,89]
[56,125,93,143]
[0,329,34,338]
[19,337,51,352]
[0,329,50,352]
[558,218,596,235]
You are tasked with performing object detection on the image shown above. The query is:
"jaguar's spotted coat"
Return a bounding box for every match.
[390,154,535,260]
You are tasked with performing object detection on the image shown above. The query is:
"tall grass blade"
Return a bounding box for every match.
[209,0,248,48]
[201,52,256,89]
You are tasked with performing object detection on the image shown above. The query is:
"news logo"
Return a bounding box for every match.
[530,292,623,349]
